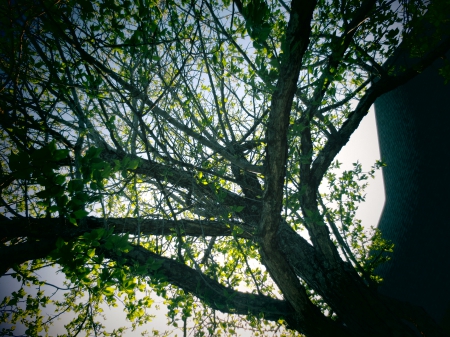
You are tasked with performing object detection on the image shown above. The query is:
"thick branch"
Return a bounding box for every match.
[253,2,349,335]
[98,147,259,227]
[311,33,450,189]
[0,217,253,241]
[260,0,316,237]
[109,244,289,318]
[276,222,440,336]
[0,238,58,275]
[297,0,378,265]
[105,243,350,337]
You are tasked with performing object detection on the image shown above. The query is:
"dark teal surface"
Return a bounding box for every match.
[375,53,450,325]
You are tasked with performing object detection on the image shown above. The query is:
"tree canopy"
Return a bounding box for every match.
[1,0,450,336]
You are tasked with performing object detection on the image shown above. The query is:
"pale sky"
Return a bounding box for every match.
[0,107,385,336]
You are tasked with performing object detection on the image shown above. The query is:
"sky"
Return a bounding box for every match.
[0,106,385,336]
[336,106,385,230]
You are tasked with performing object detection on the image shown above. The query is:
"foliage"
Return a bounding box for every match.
[1,0,449,336]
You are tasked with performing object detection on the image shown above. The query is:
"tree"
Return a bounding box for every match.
[1,0,449,336]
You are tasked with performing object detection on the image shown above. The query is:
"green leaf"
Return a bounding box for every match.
[35,190,50,199]
[87,248,96,258]
[91,228,105,240]
[54,174,66,185]
[104,286,115,296]
[55,237,66,249]
[235,206,245,212]
[53,149,69,161]
[91,158,106,169]
[68,179,84,193]
[73,209,89,219]
[128,159,139,170]
[84,147,102,160]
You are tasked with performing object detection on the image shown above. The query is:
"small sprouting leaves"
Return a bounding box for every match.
[322,159,392,283]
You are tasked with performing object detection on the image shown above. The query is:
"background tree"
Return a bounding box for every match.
[1,0,449,336]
